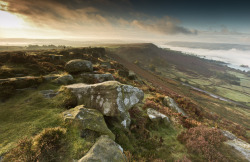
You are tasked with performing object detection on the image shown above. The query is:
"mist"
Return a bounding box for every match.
[159,44,250,72]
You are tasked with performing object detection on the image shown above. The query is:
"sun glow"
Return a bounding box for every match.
[0,10,26,28]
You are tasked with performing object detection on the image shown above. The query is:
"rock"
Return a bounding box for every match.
[128,71,136,80]
[147,108,170,125]
[80,73,114,83]
[221,130,250,161]
[100,62,111,69]
[65,59,93,73]
[15,74,25,77]
[64,81,144,127]
[221,130,237,140]
[3,76,44,89]
[53,74,74,85]
[63,105,115,140]
[163,96,187,116]
[40,89,59,98]
[78,135,126,162]
[43,75,59,81]
[49,54,63,60]
[118,70,129,78]
[0,79,9,83]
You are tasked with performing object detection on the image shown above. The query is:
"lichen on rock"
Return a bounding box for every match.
[147,108,170,125]
[64,81,144,128]
[63,105,115,140]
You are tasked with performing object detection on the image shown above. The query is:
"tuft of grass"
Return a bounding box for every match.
[3,127,69,162]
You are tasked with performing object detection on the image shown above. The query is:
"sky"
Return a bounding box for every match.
[0,0,250,44]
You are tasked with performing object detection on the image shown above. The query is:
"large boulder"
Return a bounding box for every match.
[78,135,126,162]
[63,105,115,140]
[163,96,187,116]
[80,73,114,83]
[147,108,170,125]
[65,59,93,73]
[64,81,144,127]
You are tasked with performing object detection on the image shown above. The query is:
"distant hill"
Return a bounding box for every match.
[109,43,227,77]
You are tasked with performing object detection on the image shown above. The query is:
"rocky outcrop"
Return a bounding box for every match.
[163,96,187,116]
[64,81,144,127]
[80,73,114,83]
[221,130,250,161]
[65,59,93,73]
[53,74,74,85]
[147,108,170,125]
[63,105,115,140]
[78,135,126,162]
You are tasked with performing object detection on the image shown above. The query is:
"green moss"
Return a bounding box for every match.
[0,85,65,155]
[66,123,94,159]
[53,88,77,109]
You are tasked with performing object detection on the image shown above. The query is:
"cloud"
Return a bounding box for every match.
[132,16,197,35]
[0,0,197,38]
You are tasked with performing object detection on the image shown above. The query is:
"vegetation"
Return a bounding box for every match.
[178,126,227,161]
[3,127,68,162]
[215,72,240,85]
[0,45,249,161]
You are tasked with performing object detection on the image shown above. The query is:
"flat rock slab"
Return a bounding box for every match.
[64,81,144,127]
[53,74,74,85]
[80,73,114,83]
[78,135,126,162]
[63,105,115,140]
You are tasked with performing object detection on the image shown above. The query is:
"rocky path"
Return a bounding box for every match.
[108,53,177,96]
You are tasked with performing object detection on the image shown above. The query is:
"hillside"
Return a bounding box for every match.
[0,45,249,162]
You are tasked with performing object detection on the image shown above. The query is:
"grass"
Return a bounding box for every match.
[150,125,189,161]
[0,83,65,155]
[216,86,250,102]
[65,123,94,159]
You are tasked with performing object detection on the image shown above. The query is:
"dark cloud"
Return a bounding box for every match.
[1,0,197,36]
[132,16,197,35]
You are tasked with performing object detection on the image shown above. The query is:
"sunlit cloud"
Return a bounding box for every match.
[0,0,197,39]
